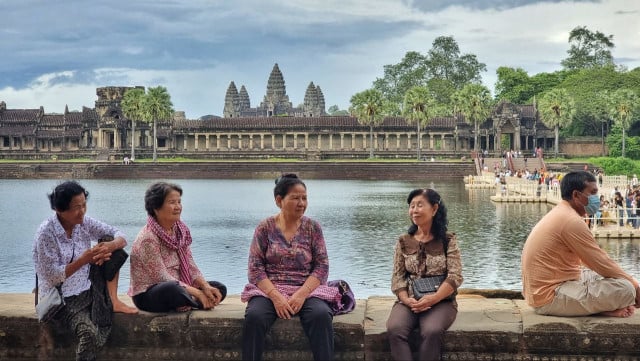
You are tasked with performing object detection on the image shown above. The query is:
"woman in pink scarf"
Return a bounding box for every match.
[128,182,226,312]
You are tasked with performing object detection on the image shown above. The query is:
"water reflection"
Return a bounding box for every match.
[1,179,638,298]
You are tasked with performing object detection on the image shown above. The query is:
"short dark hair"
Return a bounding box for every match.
[145,182,183,217]
[48,181,89,211]
[560,171,596,201]
[406,188,448,242]
[274,173,306,198]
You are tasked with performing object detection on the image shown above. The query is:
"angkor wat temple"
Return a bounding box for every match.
[0,64,564,161]
[223,63,326,118]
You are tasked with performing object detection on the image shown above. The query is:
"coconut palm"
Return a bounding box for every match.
[450,84,492,151]
[607,89,639,158]
[403,86,435,160]
[350,89,385,158]
[120,87,145,161]
[143,86,174,162]
[538,88,576,158]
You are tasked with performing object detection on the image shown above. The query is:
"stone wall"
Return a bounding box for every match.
[1,293,639,360]
[560,137,607,157]
[0,161,476,180]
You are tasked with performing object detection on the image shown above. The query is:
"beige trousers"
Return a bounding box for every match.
[535,269,636,316]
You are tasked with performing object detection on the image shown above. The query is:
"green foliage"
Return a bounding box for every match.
[494,67,535,103]
[538,88,576,157]
[350,89,386,158]
[403,86,436,159]
[590,156,640,176]
[605,89,640,158]
[372,36,486,115]
[327,105,349,116]
[450,84,492,150]
[561,26,615,70]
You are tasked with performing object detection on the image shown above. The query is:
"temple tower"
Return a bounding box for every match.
[223,82,240,118]
[238,85,251,111]
[259,63,292,116]
[302,82,326,117]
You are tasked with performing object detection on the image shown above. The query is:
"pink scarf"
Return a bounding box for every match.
[147,216,194,286]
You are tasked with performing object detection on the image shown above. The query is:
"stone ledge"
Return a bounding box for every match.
[1,294,639,360]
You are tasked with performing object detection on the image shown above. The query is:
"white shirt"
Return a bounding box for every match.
[33,214,125,300]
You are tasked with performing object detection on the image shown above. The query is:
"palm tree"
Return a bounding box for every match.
[451,84,492,151]
[403,86,434,160]
[143,86,174,162]
[607,89,639,158]
[349,89,385,158]
[120,87,145,161]
[538,88,576,158]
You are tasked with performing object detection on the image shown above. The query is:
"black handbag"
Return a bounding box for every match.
[410,235,455,301]
[411,274,447,300]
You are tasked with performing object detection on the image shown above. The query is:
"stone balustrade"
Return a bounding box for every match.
[1,293,640,360]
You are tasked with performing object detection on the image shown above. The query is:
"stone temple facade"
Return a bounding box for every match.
[223,63,326,118]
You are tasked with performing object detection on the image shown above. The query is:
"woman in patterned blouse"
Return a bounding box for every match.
[128,182,226,312]
[386,188,463,361]
[33,181,137,361]
[241,173,336,361]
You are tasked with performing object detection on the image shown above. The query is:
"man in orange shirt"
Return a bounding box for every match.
[522,171,640,317]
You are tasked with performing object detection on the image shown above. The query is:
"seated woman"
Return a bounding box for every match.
[386,188,463,361]
[33,181,137,361]
[128,182,226,312]
[241,173,337,361]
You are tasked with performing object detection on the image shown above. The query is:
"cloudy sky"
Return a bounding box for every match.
[0,0,638,119]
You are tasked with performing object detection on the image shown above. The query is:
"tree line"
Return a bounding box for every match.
[348,26,640,159]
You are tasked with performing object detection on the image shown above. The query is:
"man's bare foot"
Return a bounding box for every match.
[113,300,138,314]
[600,306,635,318]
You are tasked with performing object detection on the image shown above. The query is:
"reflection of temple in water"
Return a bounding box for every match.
[0,65,561,160]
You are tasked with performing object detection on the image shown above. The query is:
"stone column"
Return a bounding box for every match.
[441,134,446,150]
[260,134,265,149]
[396,133,401,149]
[329,134,333,150]
[249,135,254,149]
[194,133,199,151]
[304,133,309,150]
[515,126,521,150]
[271,134,275,149]
[362,133,367,150]
[317,134,322,150]
[340,134,344,149]
[351,134,355,150]
[205,135,210,150]
[293,133,298,149]
[406,133,412,150]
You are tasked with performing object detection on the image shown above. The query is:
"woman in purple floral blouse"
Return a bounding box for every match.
[241,173,337,361]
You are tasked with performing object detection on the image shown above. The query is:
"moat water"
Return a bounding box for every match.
[2,179,639,298]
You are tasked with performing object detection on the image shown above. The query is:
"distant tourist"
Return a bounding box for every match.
[128,182,227,312]
[241,173,347,361]
[33,181,137,360]
[123,156,130,165]
[522,171,640,317]
[387,188,463,360]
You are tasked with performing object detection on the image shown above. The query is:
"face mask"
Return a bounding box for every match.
[582,192,600,216]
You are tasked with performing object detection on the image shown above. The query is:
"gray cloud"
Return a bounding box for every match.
[405,0,599,11]
[0,0,422,88]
